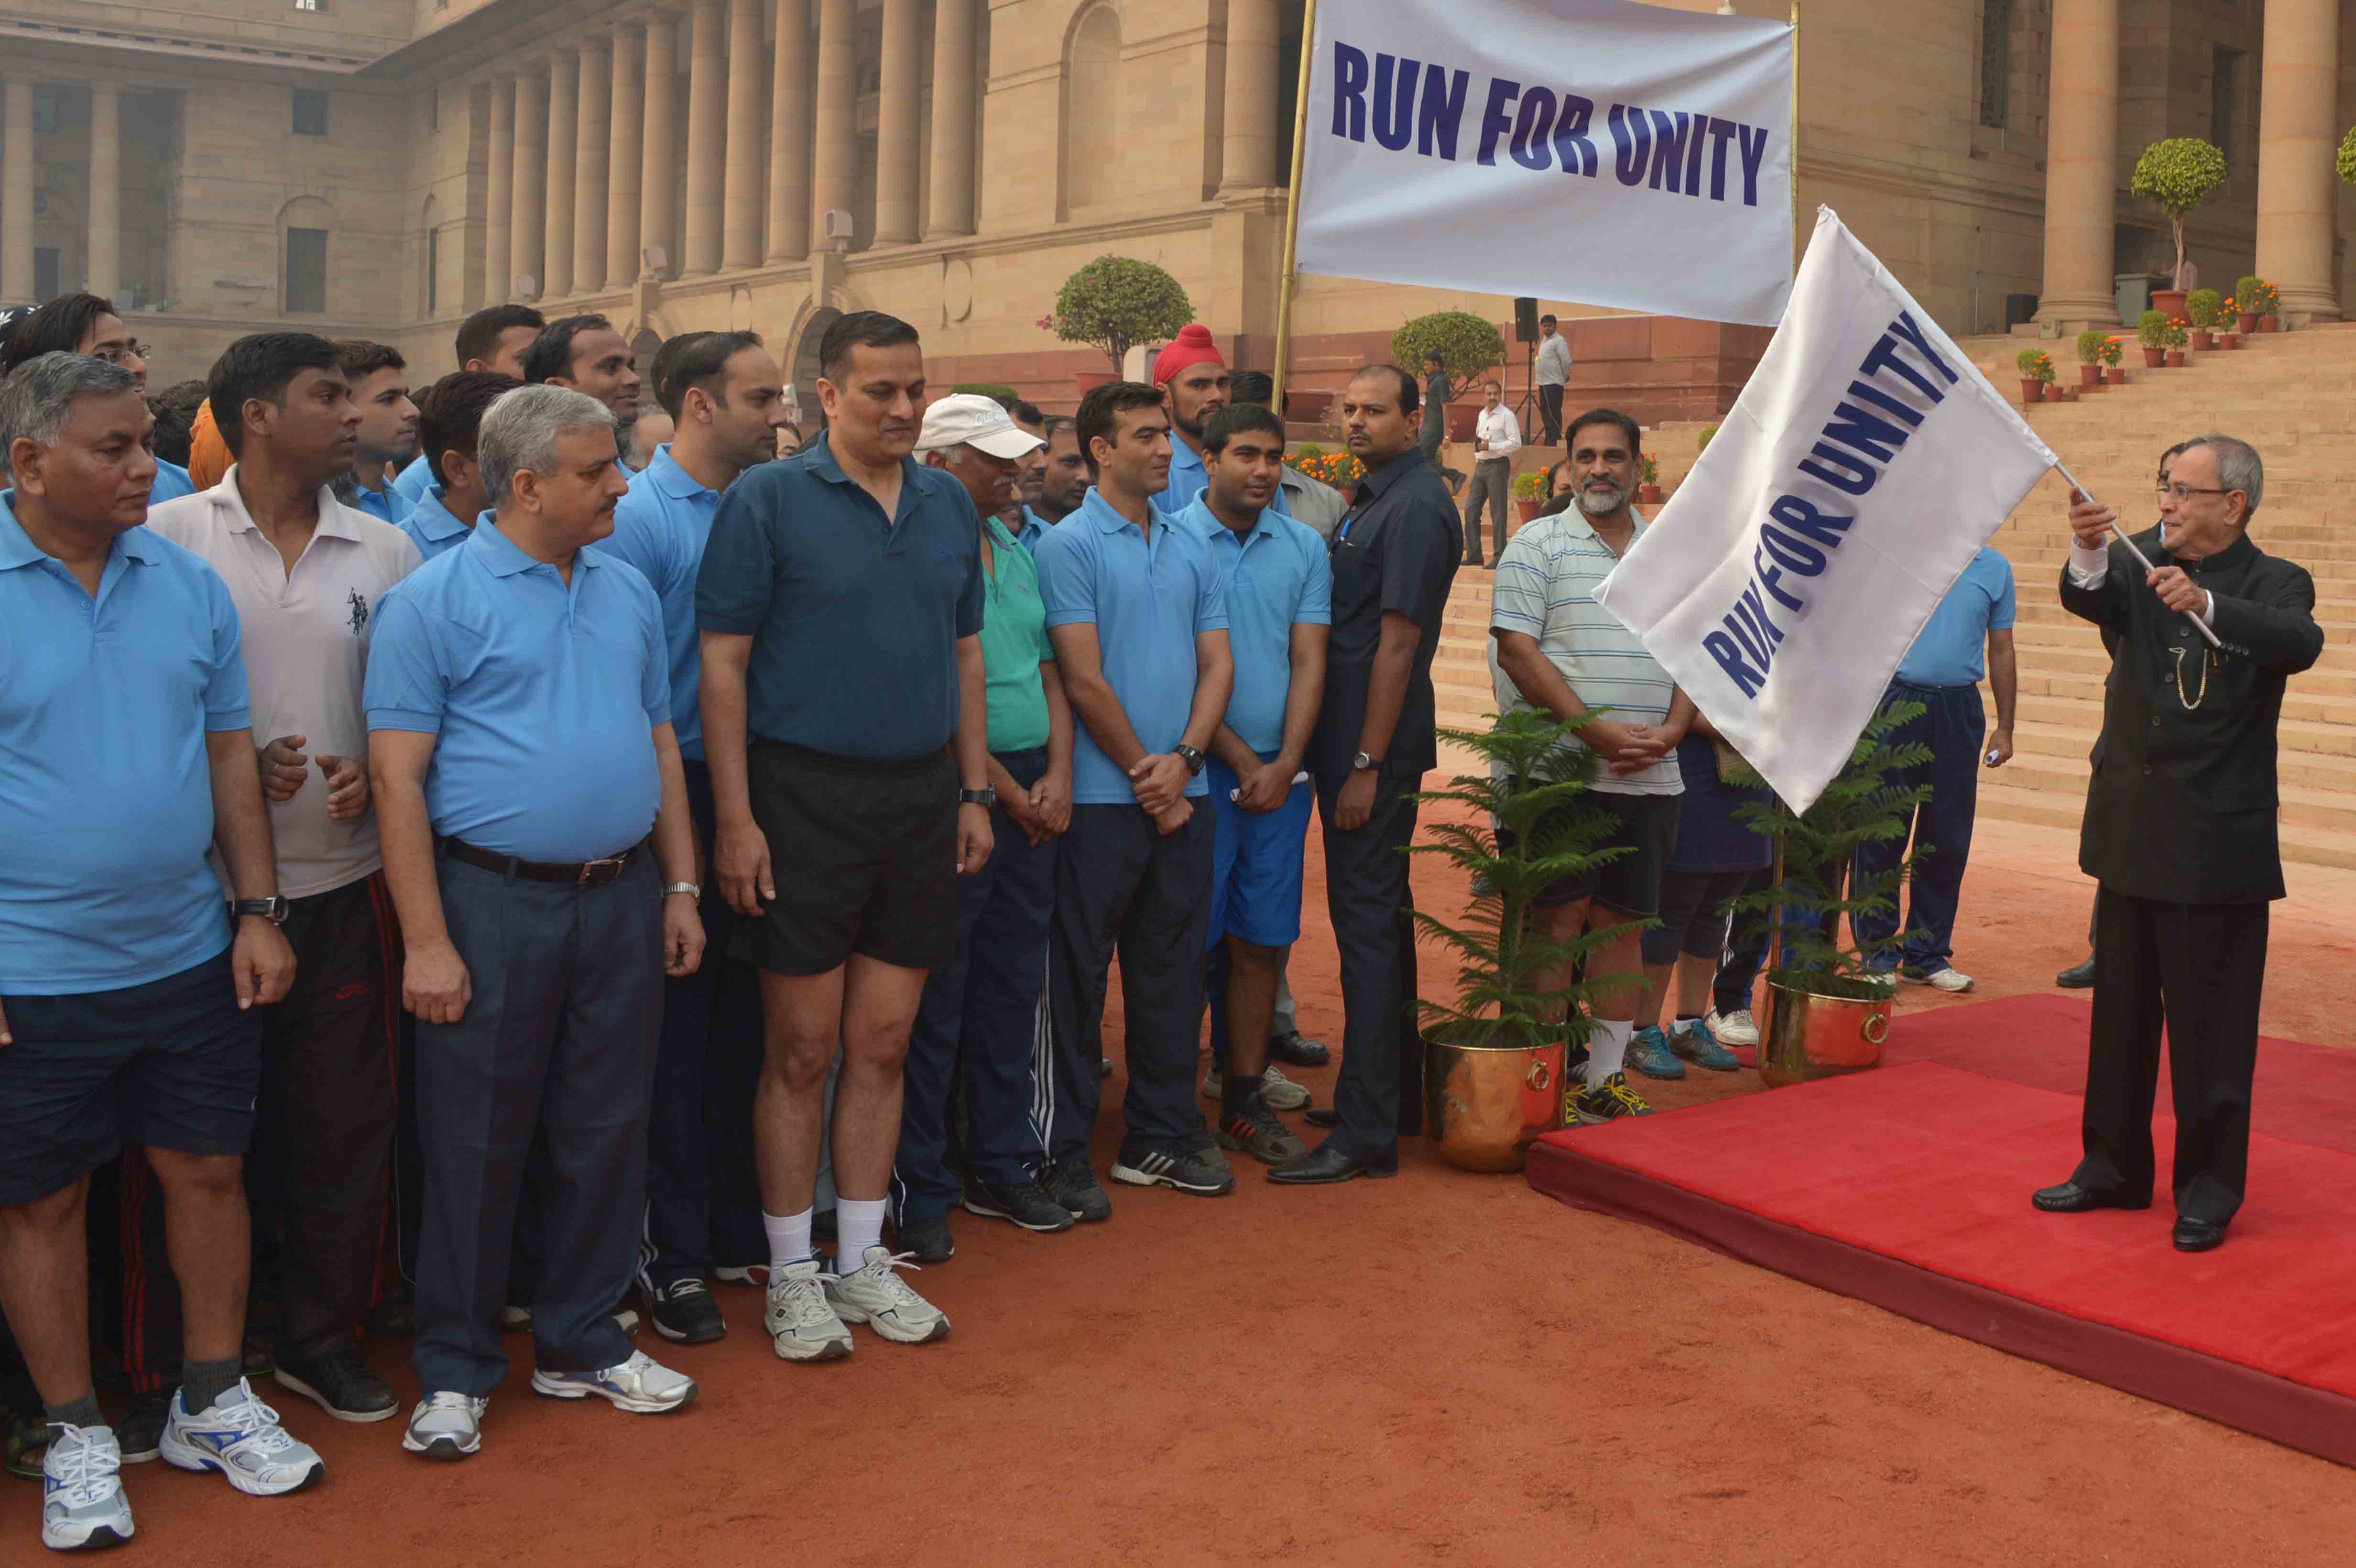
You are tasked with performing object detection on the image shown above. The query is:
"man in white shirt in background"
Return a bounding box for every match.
[1461,379,1521,569]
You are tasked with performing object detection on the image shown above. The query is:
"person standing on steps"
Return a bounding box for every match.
[1460,379,1519,569]
[2032,435,2321,1255]
[1533,314,1572,447]
[1418,351,1463,498]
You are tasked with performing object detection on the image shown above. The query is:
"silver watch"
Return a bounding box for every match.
[1352,750,1378,773]
[663,882,702,901]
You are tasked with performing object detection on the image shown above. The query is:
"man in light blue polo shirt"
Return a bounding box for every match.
[334,341,418,525]
[1181,403,1331,1168]
[1019,414,1090,551]
[597,328,790,1344]
[0,353,308,1549]
[365,383,705,1460]
[402,369,519,561]
[0,293,197,501]
[1033,381,1234,1213]
[1853,545,2018,993]
[389,305,547,512]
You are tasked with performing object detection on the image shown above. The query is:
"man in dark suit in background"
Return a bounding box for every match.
[2033,434,2323,1253]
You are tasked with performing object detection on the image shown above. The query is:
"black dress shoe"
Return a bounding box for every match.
[1267,1030,1331,1068]
[2055,955,2096,989]
[1267,1142,1396,1185]
[2031,1180,2152,1213]
[1303,1105,1338,1129]
[2173,1216,2226,1252]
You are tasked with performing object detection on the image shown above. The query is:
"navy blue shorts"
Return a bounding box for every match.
[0,949,262,1208]
[1205,755,1313,950]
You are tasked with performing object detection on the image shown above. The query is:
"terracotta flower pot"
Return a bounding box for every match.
[2078,363,2104,388]
[2237,310,2258,333]
[2020,378,2044,404]
[2190,329,2213,351]
[2150,289,2188,321]
[1513,498,1542,525]
[2222,333,2241,349]
[2040,383,2062,402]
[2105,366,2127,385]
[2164,348,2186,368]
[2141,347,2166,369]
[2260,314,2281,333]
[1637,483,1663,504]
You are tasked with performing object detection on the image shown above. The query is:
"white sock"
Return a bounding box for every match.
[835,1198,887,1275]
[1586,1019,1633,1086]
[763,1208,813,1272]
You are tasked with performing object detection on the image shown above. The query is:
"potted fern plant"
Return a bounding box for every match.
[1409,711,1625,1172]
[1721,701,1933,1087]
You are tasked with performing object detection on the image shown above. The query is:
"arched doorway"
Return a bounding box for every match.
[790,306,840,438]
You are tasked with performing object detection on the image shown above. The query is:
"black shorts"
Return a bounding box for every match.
[1520,789,1681,915]
[732,741,959,976]
[0,950,263,1208]
[1640,867,1755,967]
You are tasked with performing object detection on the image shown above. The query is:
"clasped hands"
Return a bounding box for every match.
[1581,719,1675,776]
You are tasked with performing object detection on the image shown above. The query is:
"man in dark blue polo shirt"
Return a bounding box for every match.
[366,383,706,1460]
[600,328,791,1343]
[1032,381,1235,1215]
[0,352,307,1549]
[697,311,991,1361]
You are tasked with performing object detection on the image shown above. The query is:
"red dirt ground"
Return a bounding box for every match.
[6,809,2352,1564]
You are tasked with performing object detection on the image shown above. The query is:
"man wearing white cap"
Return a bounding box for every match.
[887,396,1078,1256]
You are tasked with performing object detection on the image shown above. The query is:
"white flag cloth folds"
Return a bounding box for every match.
[1592,207,2057,814]
[1296,0,1794,327]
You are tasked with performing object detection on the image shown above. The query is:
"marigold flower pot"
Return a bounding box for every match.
[2164,349,2186,368]
[2105,366,2127,385]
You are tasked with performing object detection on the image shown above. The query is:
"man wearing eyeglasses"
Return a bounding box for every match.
[2032,434,2322,1255]
[0,293,196,502]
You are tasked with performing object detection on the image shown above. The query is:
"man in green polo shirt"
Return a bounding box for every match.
[894,394,1077,1259]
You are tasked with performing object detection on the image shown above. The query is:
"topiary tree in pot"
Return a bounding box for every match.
[2130,138,2229,294]
[1391,311,1506,442]
[1048,256,1195,376]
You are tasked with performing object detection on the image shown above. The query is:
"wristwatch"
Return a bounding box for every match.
[1174,744,1206,776]
[663,882,702,901]
[1352,750,1379,773]
[231,896,289,925]
[959,786,998,808]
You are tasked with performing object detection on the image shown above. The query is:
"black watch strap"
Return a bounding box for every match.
[1175,744,1206,776]
[959,786,997,807]
[231,896,289,924]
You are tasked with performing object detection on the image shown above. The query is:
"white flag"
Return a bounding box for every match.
[1296,0,1794,327]
[1593,208,2057,813]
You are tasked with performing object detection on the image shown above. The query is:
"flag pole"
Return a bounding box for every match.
[1270,0,1319,414]
[2053,460,2225,650]
[1788,0,1801,261]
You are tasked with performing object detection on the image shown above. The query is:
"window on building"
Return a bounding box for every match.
[1977,0,2012,131]
[286,228,328,314]
[34,248,60,304]
[293,89,329,137]
[2212,47,2242,166]
[32,94,59,133]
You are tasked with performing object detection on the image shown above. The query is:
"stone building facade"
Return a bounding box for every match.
[1,0,2352,418]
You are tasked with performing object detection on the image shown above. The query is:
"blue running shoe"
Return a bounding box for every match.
[1670,1017,1742,1072]
[1627,1024,1687,1080]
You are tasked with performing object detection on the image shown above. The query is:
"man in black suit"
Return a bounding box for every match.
[2033,434,2323,1252]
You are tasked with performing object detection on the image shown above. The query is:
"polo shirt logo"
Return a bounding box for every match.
[347,589,370,636]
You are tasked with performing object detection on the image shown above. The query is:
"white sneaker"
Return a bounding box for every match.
[1705,1008,1758,1047]
[1199,1062,1311,1112]
[826,1246,951,1344]
[159,1380,324,1496]
[41,1423,132,1550]
[1907,965,1974,993]
[765,1259,853,1362]
[400,1392,487,1461]
[529,1350,697,1413]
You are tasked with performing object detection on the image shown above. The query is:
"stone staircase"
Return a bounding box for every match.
[1430,325,2356,870]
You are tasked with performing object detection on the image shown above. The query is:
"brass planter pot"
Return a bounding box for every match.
[1757,978,1891,1088]
[1425,1035,1567,1172]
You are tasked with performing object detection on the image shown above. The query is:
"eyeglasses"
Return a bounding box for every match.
[2155,482,2230,503]
[89,344,151,366]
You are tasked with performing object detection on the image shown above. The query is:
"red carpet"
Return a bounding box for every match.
[1528,1000,2356,1468]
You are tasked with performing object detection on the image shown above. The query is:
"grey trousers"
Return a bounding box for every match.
[413,849,664,1397]
[1463,458,1509,563]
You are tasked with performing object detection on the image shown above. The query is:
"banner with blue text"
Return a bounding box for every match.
[1593,208,2056,813]
[1296,0,1796,327]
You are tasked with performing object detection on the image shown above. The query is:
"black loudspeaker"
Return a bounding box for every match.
[1514,297,1540,343]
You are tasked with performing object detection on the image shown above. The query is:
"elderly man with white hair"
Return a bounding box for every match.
[364,383,706,1461]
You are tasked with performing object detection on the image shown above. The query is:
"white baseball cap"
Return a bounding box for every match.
[915,392,1046,459]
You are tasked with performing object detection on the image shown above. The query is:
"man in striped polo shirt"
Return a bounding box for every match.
[1489,408,1695,1123]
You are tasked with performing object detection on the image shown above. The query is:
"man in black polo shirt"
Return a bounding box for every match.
[1271,363,1461,1186]
[698,311,993,1360]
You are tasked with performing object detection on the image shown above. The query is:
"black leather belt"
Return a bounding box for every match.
[441,836,647,888]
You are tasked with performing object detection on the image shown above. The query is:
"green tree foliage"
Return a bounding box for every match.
[2184,289,2224,329]
[1391,311,1506,384]
[1048,256,1195,374]
[2337,124,2356,186]
[2130,138,2229,289]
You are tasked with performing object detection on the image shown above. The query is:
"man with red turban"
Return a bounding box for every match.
[1151,325,1292,523]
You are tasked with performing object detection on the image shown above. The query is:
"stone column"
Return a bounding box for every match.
[722,0,766,268]
[1217,0,1279,193]
[2033,0,2120,330]
[512,70,548,296]
[486,74,515,302]
[641,14,679,275]
[924,0,976,237]
[683,0,727,274]
[545,51,579,297]
[767,0,812,260]
[810,0,856,243]
[607,25,645,284]
[575,38,611,293]
[87,82,122,300]
[0,75,34,306]
[2255,0,2343,324]
[873,0,922,244]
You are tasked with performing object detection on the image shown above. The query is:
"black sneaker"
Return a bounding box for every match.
[114,1392,172,1464]
[894,1212,956,1263]
[962,1177,1077,1233]
[273,1346,400,1422]
[1266,1030,1331,1067]
[1110,1138,1237,1196]
[1217,1100,1309,1165]
[642,1277,728,1344]
[1039,1154,1113,1222]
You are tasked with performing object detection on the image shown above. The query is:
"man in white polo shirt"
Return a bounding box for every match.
[149,331,422,1423]
[1488,407,1693,1124]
